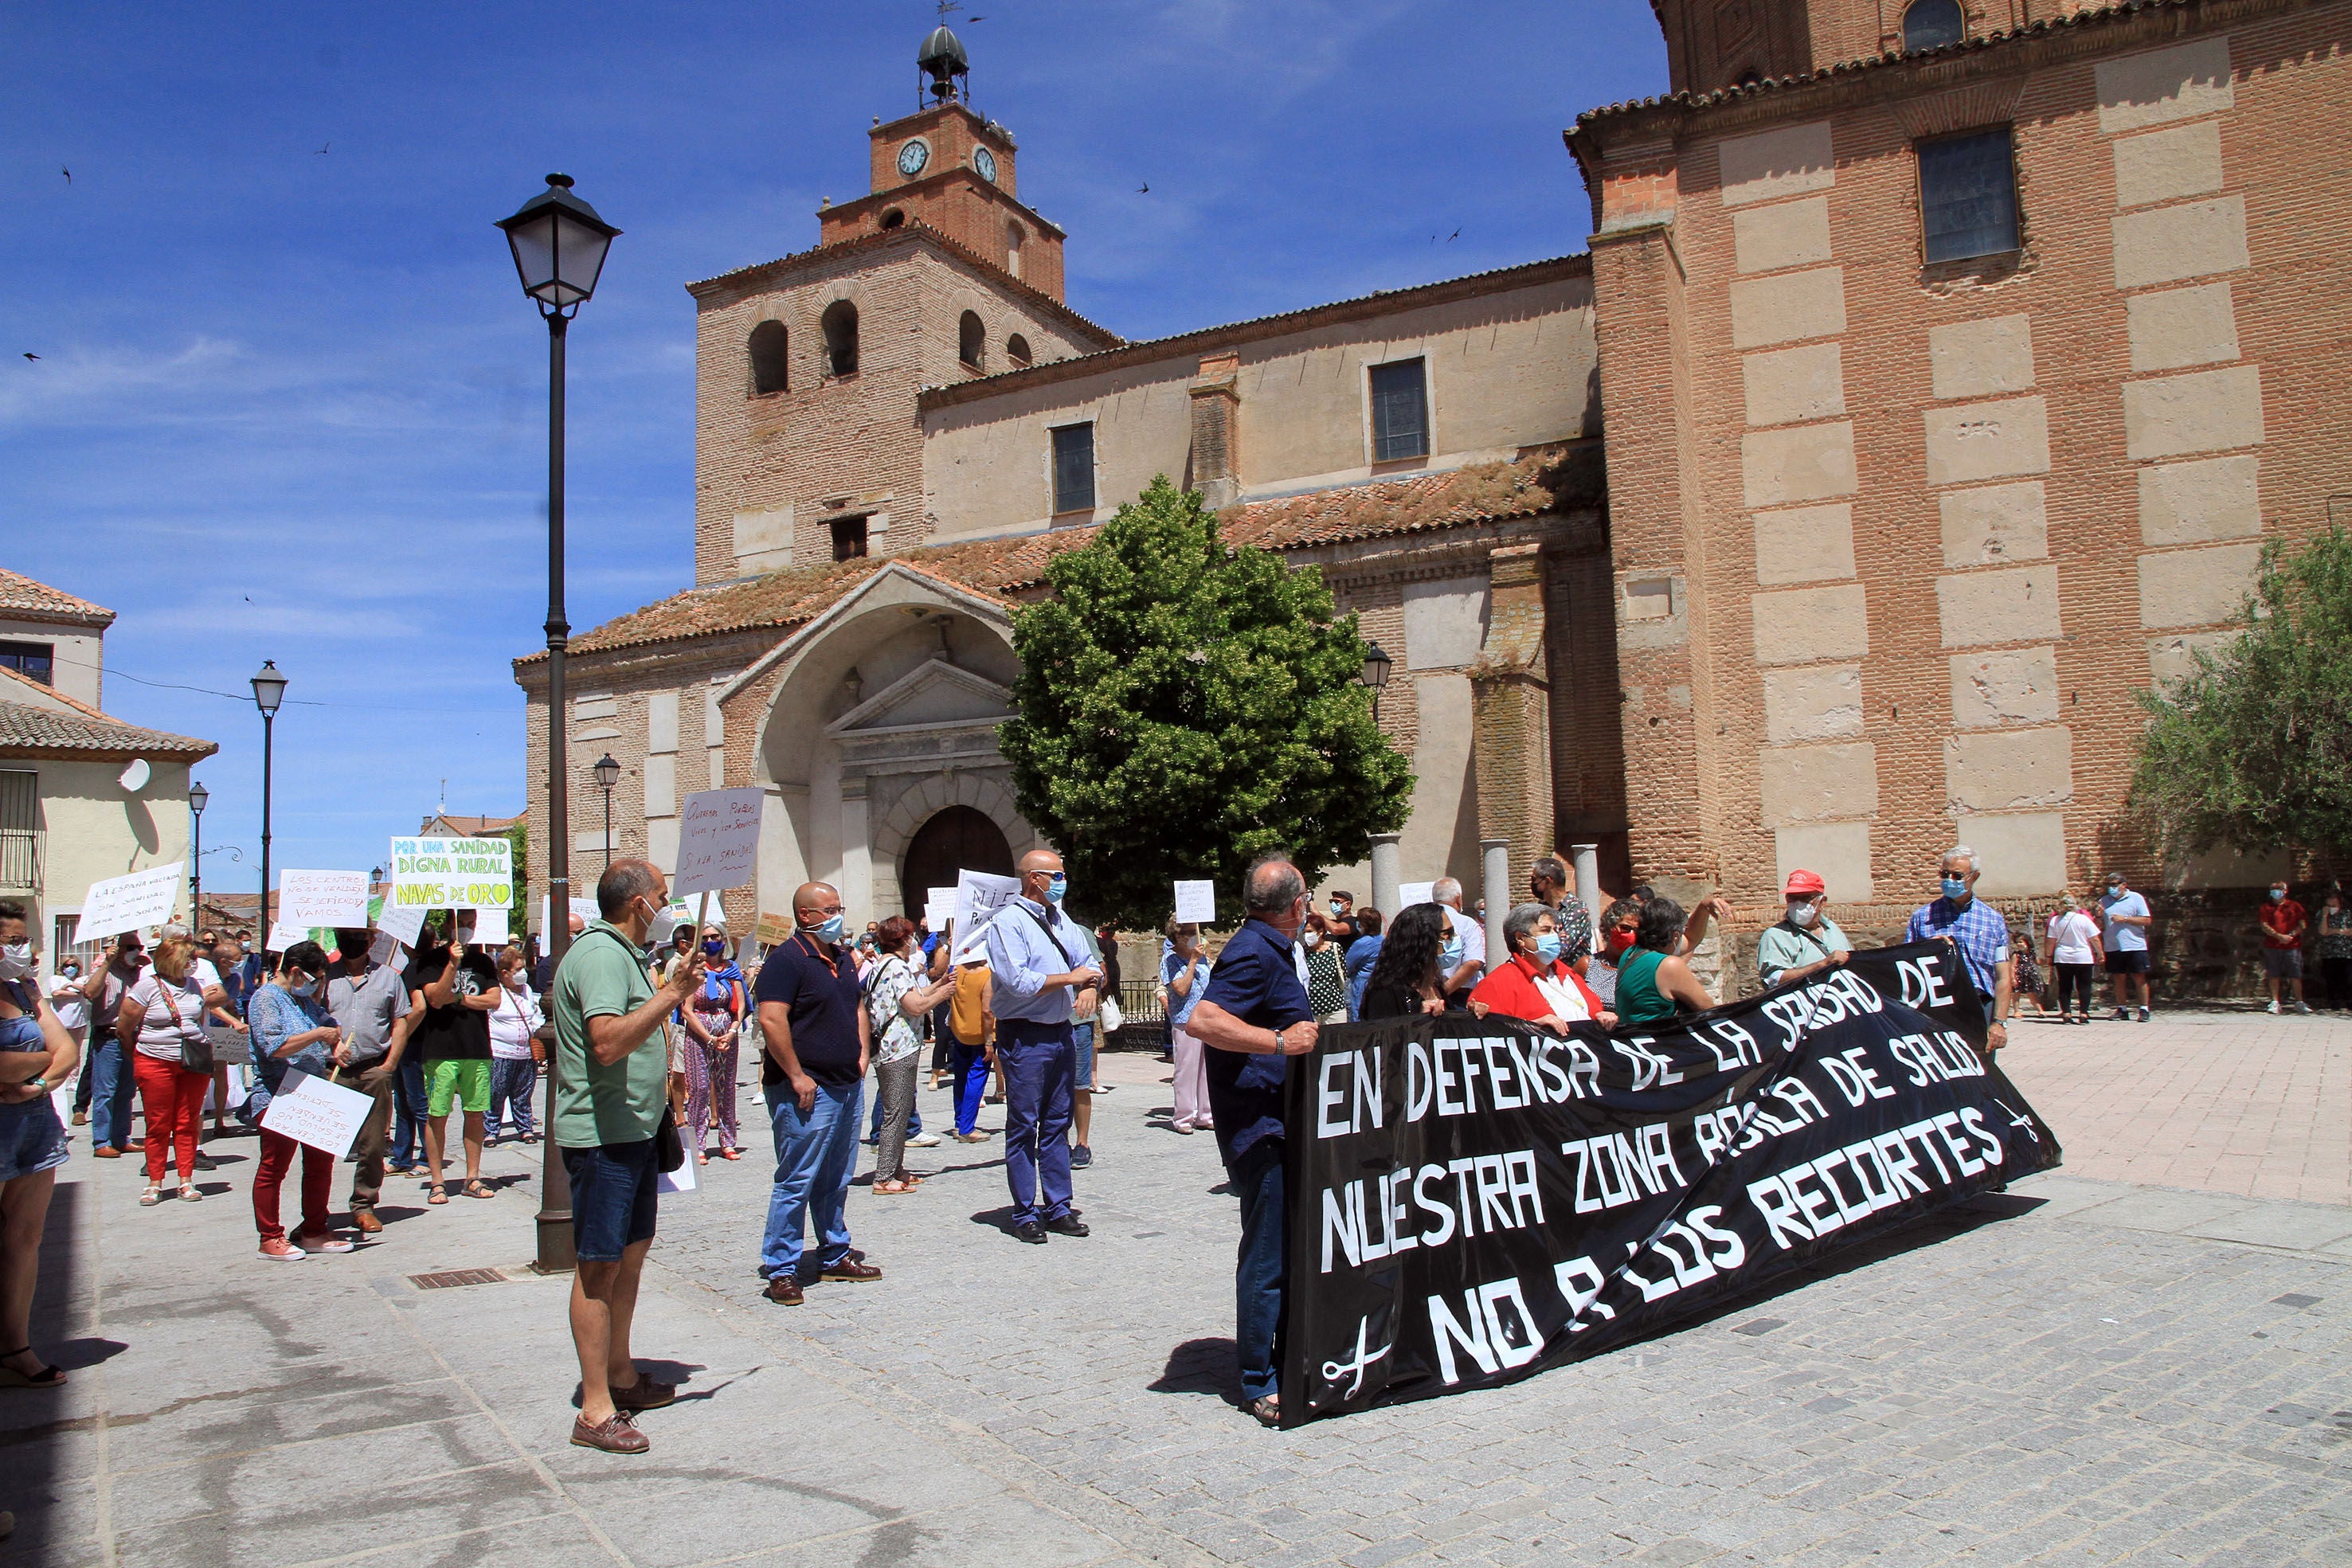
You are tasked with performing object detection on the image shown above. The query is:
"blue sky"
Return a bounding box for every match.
[4,0,1667,900]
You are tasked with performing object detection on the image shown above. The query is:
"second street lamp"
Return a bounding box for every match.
[499,173,620,1275]
[1360,639,1394,724]
[250,662,286,945]
[593,753,620,870]
[188,780,208,927]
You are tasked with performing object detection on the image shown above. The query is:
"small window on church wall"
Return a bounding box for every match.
[748,321,788,396]
[958,311,985,371]
[822,299,859,377]
[879,208,906,230]
[1007,334,1031,367]
[831,514,869,561]
[1368,358,1430,463]
[1006,222,1024,280]
[1902,0,1966,51]
[1918,127,2019,263]
[1051,423,1095,515]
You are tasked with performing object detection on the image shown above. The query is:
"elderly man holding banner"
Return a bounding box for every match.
[1184,858,1320,1428]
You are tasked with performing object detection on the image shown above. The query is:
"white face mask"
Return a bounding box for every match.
[1303,931,1323,948]
[1789,901,1821,929]
[0,942,31,980]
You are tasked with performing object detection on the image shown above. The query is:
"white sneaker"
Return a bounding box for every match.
[2267,999,2281,1015]
[2295,1001,2312,1015]
[906,1132,941,1148]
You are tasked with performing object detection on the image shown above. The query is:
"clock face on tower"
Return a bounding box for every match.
[972,145,998,183]
[897,139,930,177]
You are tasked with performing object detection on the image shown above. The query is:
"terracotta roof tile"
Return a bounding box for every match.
[525,445,1599,667]
[0,568,114,627]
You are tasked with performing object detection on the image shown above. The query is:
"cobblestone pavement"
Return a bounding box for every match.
[8,1012,2348,1567]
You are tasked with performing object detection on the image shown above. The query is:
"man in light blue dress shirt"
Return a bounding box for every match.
[983,850,1102,1245]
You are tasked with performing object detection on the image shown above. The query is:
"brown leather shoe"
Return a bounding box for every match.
[820,1258,882,1283]
[351,1210,383,1234]
[611,1375,676,1412]
[569,1410,648,1454]
[763,1276,804,1305]
[92,1147,121,1159]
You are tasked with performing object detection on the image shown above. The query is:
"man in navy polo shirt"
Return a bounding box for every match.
[753,881,882,1305]
[1185,858,1319,1427]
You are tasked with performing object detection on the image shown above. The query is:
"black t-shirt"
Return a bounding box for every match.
[1358,981,1426,1022]
[404,946,499,1062]
[754,934,865,1087]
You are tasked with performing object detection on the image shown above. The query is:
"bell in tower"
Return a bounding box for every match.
[918,14,970,107]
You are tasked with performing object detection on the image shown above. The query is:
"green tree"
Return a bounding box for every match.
[2129,524,2352,865]
[1000,475,1414,930]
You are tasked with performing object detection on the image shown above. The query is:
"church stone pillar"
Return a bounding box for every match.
[1481,838,1510,971]
[1470,543,1554,898]
[839,776,873,924]
[1369,833,1402,923]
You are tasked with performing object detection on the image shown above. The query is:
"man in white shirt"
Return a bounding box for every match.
[1431,878,1485,1008]
[2100,873,2154,1023]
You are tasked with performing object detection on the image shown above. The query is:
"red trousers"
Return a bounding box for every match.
[131,1053,207,1184]
[252,1128,333,1243]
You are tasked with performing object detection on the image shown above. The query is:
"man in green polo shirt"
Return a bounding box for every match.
[552,858,704,1456]
[1755,869,1853,991]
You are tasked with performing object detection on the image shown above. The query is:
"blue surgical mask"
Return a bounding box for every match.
[1941,877,1970,901]
[1533,933,1563,966]
[288,977,317,997]
[1329,900,1344,915]
[2270,888,2287,903]
[813,914,846,944]
[1441,939,1465,972]
[702,937,726,956]
[1046,874,1067,905]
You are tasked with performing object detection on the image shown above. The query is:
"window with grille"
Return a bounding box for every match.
[1918,128,2020,264]
[0,770,35,892]
[1369,358,1430,462]
[1051,423,1095,515]
[0,643,53,686]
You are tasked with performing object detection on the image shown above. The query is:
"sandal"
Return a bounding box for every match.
[718,1148,741,1161]
[0,1348,65,1389]
[1249,1394,1280,1428]
[178,1184,201,1203]
[139,1184,162,1207]
[428,1186,448,1205]
[462,1180,495,1199]
[872,1178,909,1195]
[696,1154,709,1166]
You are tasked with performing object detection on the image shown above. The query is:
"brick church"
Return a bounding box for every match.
[516,0,2347,992]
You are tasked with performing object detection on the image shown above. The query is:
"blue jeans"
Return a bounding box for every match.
[490,1058,538,1137]
[760,1080,862,1280]
[997,1021,1075,1226]
[88,1037,137,1149]
[1234,1139,1288,1402]
[952,1043,990,1136]
[389,1054,427,1167]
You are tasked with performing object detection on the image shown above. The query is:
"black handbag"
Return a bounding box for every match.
[654,1103,685,1173]
[174,980,213,1074]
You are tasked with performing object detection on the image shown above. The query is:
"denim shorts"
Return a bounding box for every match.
[0,1101,68,1183]
[562,1139,659,1262]
[1074,1025,1096,1091]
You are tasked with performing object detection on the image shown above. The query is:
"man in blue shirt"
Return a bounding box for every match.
[753,881,881,1305]
[2100,872,2154,1022]
[1186,858,1318,1427]
[983,850,1102,1245]
[1904,844,2013,1056]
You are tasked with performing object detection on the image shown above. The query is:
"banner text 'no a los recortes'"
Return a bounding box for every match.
[1282,942,2061,1426]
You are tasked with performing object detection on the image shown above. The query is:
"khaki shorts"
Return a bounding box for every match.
[427,1058,492,1116]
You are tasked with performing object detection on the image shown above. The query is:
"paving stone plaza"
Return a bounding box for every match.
[9,1009,2348,1566]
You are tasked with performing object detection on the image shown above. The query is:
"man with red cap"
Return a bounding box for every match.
[1755,870,1853,990]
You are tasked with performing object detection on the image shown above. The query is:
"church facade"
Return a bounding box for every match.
[517,0,2349,992]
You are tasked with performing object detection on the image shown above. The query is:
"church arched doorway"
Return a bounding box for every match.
[898,804,1015,918]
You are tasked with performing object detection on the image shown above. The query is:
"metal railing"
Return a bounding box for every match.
[0,829,37,892]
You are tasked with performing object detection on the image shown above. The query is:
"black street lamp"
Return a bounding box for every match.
[1360,640,1394,724]
[187,780,208,926]
[593,753,620,870]
[250,662,286,944]
[499,173,619,1276]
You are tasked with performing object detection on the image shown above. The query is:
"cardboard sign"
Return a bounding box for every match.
[265,921,309,954]
[671,787,765,898]
[276,870,371,929]
[378,899,427,948]
[753,912,794,948]
[538,896,601,939]
[366,930,402,967]
[259,1067,375,1159]
[1398,881,1436,909]
[77,862,186,941]
[468,905,509,944]
[386,837,513,912]
[658,1152,698,1196]
[954,870,1020,935]
[1173,879,1217,924]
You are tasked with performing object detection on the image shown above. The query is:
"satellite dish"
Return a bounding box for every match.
[117,759,151,793]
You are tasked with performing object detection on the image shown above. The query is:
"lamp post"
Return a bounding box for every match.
[249,662,287,944]
[1360,639,1394,724]
[188,780,209,928]
[593,753,620,870]
[499,173,620,1275]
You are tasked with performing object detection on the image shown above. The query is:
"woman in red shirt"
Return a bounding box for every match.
[1470,904,1616,1034]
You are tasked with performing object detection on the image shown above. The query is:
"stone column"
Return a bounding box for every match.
[1369,833,1402,923]
[838,776,872,924]
[1470,543,1553,893]
[1481,838,1510,972]
[1572,842,1603,931]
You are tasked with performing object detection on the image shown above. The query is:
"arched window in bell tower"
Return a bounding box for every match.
[822,300,859,377]
[748,320,789,396]
[1902,0,1966,52]
[957,311,985,371]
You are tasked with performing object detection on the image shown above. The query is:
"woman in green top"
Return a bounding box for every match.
[1614,897,1718,1025]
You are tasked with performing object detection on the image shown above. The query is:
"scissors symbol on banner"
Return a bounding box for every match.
[1994,1098,2041,1144]
[1321,1315,1392,1398]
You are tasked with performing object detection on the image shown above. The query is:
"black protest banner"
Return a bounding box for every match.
[1278,940,2060,1427]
